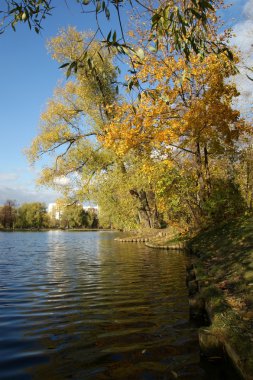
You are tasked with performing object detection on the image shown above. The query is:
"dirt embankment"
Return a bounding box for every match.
[188,217,253,379]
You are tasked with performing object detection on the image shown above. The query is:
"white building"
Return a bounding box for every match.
[47,203,98,220]
[47,203,62,220]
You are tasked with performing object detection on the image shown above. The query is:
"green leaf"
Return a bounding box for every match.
[151,13,161,23]
[96,1,101,12]
[226,49,234,61]
[163,6,170,20]
[66,65,72,79]
[107,30,111,41]
[87,57,94,70]
[128,78,134,91]
[97,51,104,62]
[136,47,144,60]
[59,62,70,69]
[9,7,19,15]
[11,20,16,31]
[200,0,214,11]
[190,9,203,19]
[105,7,110,19]
[66,61,77,78]
[246,74,253,82]
[182,24,186,36]
[148,45,157,53]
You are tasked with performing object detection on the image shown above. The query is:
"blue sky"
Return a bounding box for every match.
[0,0,251,205]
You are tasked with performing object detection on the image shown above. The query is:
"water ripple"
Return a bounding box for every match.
[0,231,239,380]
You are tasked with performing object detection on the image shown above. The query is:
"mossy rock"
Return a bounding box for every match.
[243,270,253,282]
[199,327,223,357]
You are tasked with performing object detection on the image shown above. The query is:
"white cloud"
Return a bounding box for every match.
[230,0,253,116]
[0,169,61,205]
[0,172,19,183]
[244,0,253,20]
[0,185,59,206]
[53,176,70,186]
[232,20,253,55]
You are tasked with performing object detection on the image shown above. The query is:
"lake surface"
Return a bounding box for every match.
[0,231,239,380]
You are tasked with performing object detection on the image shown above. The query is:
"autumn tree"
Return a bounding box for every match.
[102,44,249,226]
[27,28,117,186]
[27,28,166,229]
[0,200,16,229]
[83,208,99,228]
[16,202,49,229]
[60,204,85,229]
[91,158,157,230]
[27,18,250,230]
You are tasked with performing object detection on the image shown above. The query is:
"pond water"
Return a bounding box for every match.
[0,231,239,380]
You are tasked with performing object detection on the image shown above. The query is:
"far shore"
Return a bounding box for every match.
[0,228,117,232]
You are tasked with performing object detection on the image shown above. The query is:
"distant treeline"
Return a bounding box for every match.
[0,200,99,230]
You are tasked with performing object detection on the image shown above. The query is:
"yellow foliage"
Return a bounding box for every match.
[103,49,248,164]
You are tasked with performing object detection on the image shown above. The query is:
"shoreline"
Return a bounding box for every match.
[186,252,253,380]
[186,218,253,380]
[0,228,116,232]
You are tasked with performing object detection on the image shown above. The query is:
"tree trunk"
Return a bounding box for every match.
[204,144,211,196]
[129,189,161,229]
[146,190,161,228]
[195,142,205,205]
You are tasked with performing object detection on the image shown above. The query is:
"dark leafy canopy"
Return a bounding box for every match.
[0,0,53,33]
[1,0,232,65]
